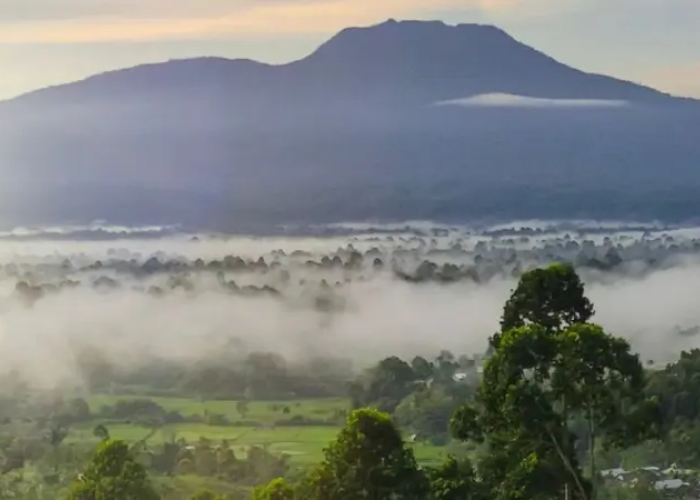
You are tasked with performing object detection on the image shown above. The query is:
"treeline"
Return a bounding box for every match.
[245,263,700,499]
[64,351,355,401]
[24,262,700,499]
[59,263,663,499]
[12,228,700,308]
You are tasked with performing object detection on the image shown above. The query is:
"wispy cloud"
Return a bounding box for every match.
[436,93,630,108]
[0,0,520,44]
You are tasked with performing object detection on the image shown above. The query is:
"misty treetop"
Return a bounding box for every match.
[6,222,700,310]
[2,221,700,395]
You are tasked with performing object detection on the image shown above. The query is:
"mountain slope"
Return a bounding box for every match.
[293,19,673,105]
[2,19,680,112]
[0,19,697,230]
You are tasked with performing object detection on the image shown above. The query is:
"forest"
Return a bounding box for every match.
[1,223,700,498]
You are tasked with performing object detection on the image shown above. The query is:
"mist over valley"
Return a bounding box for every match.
[1,13,700,500]
[1,220,699,393]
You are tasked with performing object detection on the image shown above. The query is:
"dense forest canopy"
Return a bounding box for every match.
[1,222,700,498]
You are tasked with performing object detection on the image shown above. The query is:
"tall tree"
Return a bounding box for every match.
[456,323,657,500]
[499,263,594,339]
[46,425,68,473]
[457,265,656,500]
[350,357,418,413]
[553,323,660,497]
[303,408,429,499]
[66,439,159,500]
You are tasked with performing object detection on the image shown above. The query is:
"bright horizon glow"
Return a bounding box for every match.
[0,0,698,100]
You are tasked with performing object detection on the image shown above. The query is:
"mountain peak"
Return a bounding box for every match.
[311,18,512,58]
[295,19,669,105]
[4,18,681,112]
[359,18,506,33]
[301,18,519,82]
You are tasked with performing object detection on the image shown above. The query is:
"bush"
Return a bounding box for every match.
[203,411,231,426]
[190,490,226,500]
[100,399,167,419]
[274,416,335,427]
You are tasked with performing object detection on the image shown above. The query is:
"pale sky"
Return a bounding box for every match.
[0,0,698,100]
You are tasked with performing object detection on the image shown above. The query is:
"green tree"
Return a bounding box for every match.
[304,408,429,499]
[456,323,656,500]
[350,357,417,413]
[646,348,700,430]
[394,386,457,445]
[236,400,249,419]
[251,478,296,500]
[553,323,660,494]
[499,263,594,337]
[411,356,434,381]
[427,455,484,500]
[45,425,68,472]
[190,490,226,500]
[68,398,91,422]
[152,436,187,476]
[455,265,656,500]
[463,372,587,500]
[66,439,159,500]
[92,424,110,442]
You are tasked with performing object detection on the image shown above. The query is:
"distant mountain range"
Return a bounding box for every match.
[0,19,698,230]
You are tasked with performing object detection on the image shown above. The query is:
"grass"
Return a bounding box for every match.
[155,475,249,500]
[75,394,451,467]
[85,394,349,423]
[69,423,338,464]
[70,421,450,466]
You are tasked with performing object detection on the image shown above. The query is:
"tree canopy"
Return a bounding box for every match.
[302,408,429,500]
[454,264,657,500]
[499,262,594,336]
[66,439,159,500]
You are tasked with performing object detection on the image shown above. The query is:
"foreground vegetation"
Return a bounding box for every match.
[5,262,700,498]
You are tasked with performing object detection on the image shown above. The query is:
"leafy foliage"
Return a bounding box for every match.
[454,265,656,500]
[189,490,226,500]
[426,455,484,500]
[302,408,430,499]
[251,478,296,500]
[66,439,159,500]
[499,263,594,337]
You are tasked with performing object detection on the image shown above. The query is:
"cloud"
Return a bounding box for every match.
[5,223,700,388]
[0,0,519,44]
[436,93,630,108]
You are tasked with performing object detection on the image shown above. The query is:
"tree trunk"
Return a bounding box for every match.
[546,425,588,500]
[588,407,596,500]
[562,396,570,500]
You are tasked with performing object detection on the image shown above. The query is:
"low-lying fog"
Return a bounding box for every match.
[1,220,700,389]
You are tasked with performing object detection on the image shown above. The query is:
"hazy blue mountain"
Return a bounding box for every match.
[0,19,698,230]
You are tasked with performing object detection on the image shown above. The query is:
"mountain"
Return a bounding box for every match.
[0,19,698,230]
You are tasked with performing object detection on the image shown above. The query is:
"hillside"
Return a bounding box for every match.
[0,19,698,229]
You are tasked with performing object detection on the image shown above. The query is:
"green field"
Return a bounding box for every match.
[69,423,338,464]
[85,394,349,423]
[75,394,450,466]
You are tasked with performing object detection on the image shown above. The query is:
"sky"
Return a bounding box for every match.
[0,0,698,100]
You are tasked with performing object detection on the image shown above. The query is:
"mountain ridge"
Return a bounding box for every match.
[0,19,698,229]
[1,19,689,109]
